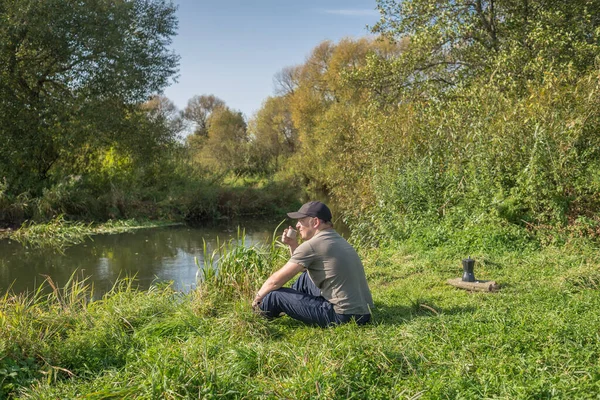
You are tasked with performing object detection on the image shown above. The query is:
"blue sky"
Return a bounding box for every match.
[163,0,380,119]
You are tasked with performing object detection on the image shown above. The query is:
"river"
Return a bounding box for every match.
[0,221,277,297]
[0,195,352,297]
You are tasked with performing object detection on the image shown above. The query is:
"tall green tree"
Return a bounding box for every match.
[182,94,225,137]
[247,96,297,171]
[197,107,249,173]
[142,95,185,141]
[368,0,600,99]
[280,37,403,190]
[0,0,179,194]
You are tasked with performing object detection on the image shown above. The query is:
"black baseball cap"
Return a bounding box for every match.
[287,201,332,222]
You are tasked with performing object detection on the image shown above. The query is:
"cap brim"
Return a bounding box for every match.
[287,212,308,219]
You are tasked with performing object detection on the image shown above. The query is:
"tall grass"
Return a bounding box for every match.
[9,216,93,249]
[8,216,179,250]
[196,222,289,300]
[2,229,600,398]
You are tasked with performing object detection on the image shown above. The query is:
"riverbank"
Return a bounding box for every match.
[2,234,599,398]
[0,174,301,231]
[1,217,182,250]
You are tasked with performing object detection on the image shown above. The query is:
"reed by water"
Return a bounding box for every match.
[5,216,179,250]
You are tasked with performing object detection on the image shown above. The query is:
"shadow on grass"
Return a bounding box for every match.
[372,300,477,325]
[255,301,477,330]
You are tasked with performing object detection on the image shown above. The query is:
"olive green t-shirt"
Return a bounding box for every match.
[290,229,373,315]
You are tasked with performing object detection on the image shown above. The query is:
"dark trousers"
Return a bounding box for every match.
[259,271,371,328]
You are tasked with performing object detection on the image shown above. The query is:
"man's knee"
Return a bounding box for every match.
[260,291,274,309]
[259,290,284,318]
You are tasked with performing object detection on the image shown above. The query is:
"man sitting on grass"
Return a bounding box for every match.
[252,201,373,327]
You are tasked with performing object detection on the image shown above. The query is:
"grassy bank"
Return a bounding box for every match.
[0,173,301,249]
[1,217,180,250]
[0,172,301,229]
[1,232,599,399]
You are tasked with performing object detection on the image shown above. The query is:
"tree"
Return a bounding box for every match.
[0,0,179,194]
[182,94,225,137]
[248,96,297,171]
[141,95,185,140]
[273,65,301,96]
[198,107,249,173]
[369,0,600,98]
[277,38,403,190]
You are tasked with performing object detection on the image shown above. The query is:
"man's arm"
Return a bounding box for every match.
[252,261,305,307]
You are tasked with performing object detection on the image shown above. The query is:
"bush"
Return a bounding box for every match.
[335,70,600,248]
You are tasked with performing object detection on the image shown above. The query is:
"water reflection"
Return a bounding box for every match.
[0,223,273,297]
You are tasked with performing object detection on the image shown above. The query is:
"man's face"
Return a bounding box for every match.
[296,216,317,240]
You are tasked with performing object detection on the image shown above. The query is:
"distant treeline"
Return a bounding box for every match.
[1,0,599,250]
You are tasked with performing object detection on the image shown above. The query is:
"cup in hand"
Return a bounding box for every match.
[286,228,297,239]
[282,227,297,242]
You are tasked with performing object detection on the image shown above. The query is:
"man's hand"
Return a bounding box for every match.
[252,294,262,311]
[281,226,299,254]
[281,226,297,244]
[252,261,305,313]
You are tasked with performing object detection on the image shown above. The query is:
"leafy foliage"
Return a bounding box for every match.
[247,96,298,172]
[182,94,226,137]
[244,2,600,247]
[2,0,600,249]
[0,0,179,194]
[370,0,600,96]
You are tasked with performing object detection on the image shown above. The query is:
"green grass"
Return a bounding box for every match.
[6,216,181,250]
[1,233,600,399]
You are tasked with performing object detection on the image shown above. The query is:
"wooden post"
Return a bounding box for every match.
[447,278,499,292]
